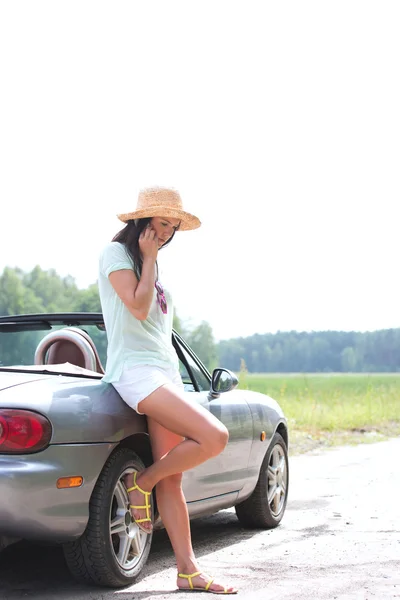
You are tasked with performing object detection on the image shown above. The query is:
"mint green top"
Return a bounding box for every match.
[98,242,179,383]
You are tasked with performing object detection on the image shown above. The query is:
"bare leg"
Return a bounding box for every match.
[125,383,228,532]
[136,383,229,491]
[144,417,237,594]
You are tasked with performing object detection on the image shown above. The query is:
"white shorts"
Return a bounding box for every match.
[112,364,184,415]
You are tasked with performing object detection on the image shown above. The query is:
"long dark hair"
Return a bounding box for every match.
[112,218,177,279]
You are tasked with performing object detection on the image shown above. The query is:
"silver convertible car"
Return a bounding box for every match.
[0,313,289,588]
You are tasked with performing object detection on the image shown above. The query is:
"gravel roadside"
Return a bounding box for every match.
[0,439,399,599]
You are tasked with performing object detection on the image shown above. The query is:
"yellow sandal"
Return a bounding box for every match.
[178,571,238,594]
[126,471,153,534]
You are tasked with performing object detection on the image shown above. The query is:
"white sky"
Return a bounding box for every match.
[0,1,399,341]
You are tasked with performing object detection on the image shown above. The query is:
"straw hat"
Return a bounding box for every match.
[117,187,201,231]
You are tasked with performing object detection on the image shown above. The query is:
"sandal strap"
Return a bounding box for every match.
[126,472,152,525]
[135,472,151,495]
[178,572,235,594]
[126,485,152,496]
[178,571,202,590]
[130,503,151,519]
[205,577,214,591]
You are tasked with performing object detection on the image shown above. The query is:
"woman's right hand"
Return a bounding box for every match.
[139,225,158,261]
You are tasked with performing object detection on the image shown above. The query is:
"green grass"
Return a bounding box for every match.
[237,372,400,453]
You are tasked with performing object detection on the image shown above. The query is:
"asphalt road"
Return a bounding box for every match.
[0,439,399,600]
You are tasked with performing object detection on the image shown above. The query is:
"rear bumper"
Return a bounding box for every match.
[0,442,116,543]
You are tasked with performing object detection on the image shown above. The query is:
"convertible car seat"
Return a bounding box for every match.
[34,327,105,374]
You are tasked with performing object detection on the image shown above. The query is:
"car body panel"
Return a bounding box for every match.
[0,375,147,444]
[0,371,51,391]
[235,391,287,501]
[183,390,253,501]
[0,443,117,541]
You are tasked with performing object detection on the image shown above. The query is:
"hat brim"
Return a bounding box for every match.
[117,207,201,231]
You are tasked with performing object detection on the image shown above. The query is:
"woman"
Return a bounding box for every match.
[98,187,237,594]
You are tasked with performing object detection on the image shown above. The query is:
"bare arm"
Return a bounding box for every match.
[108,226,159,320]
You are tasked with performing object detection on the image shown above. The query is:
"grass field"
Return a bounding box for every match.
[237,372,400,454]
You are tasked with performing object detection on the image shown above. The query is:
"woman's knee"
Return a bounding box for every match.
[206,424,229,457]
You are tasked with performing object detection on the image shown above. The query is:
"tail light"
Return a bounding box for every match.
[0,410,52,454]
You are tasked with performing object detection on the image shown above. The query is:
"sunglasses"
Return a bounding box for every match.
[155,281,168,314]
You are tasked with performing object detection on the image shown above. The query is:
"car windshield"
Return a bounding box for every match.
[0,324,107,373]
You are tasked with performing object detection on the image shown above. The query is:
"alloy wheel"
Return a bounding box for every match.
[267,443,288,518]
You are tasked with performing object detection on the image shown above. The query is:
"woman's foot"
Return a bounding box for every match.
[177,571,238,594]
[124,471,153,533]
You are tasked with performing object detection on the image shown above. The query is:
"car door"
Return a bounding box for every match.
[173,334,253,503]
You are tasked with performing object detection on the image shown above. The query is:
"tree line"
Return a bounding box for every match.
[218,329,400,373]
[1,266,399,372]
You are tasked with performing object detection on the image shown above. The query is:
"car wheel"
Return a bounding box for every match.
[63,448,153,588]
[235,432,289,529]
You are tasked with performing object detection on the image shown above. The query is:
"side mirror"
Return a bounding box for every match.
[210,368,239,397]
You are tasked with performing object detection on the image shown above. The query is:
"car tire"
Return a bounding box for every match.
[63,447,153,588]
[235,432,289,529]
